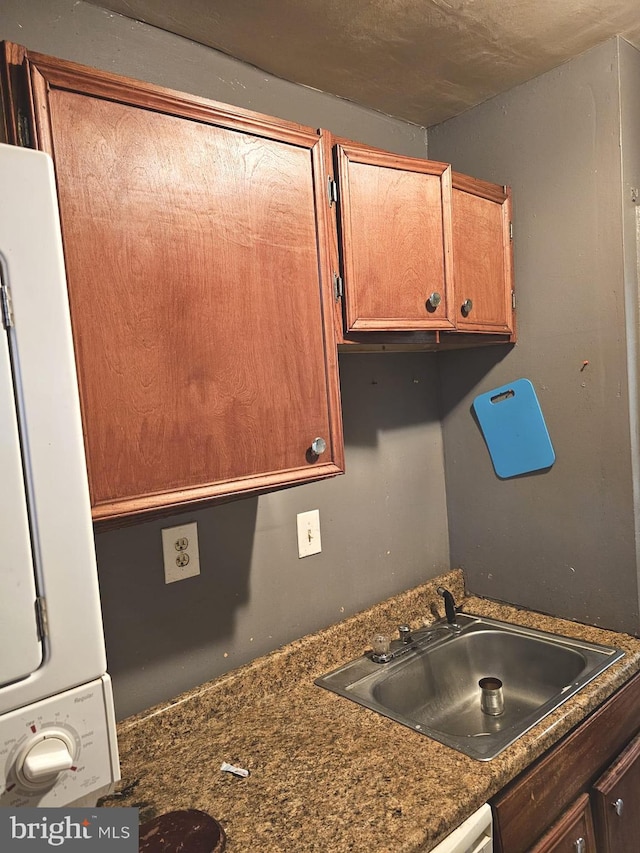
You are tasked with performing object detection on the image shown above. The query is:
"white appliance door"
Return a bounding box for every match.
[0,290,42,685]
[431,804,493,853]
[0,143,108,715]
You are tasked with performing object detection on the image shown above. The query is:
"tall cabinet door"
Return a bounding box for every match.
[334,141,454,333]
[3,44,344,524]
[451,172,515,334]
[592,731,640,852]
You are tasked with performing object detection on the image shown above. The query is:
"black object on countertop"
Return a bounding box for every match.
[139,809,226,853]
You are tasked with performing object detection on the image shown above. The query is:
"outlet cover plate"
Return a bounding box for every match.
[297,509,321,558]
[162,522,200,583]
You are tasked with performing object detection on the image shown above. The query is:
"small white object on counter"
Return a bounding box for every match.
[220,762,249,778]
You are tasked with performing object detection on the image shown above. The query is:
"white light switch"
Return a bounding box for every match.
[297,509,321,558]
[162,522,200,583]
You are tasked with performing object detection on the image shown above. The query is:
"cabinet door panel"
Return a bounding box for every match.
[9,48,344,522]
[452,173,514,334]
[592,730,640,852]
[529,795,596,853]
[335,143,454,332]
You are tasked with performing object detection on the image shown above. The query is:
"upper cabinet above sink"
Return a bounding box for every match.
[448,172,515,336]
[326,136,516,349]
[331,140,455,333]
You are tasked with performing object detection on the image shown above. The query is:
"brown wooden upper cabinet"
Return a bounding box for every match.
[1,43,344,525]
[450,172,515,334]
[326,139,515,344]
[331,140,455,334]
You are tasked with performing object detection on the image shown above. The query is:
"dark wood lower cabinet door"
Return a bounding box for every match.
[592,731,640,852]
[528,794,596,853]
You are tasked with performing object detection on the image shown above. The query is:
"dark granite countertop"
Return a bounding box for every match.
[106,569,640,851]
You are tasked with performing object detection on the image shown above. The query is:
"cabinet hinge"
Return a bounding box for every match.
[327,177,338,206]
[17,110,33,149]
[35,596,49,641]
[511,290,516,310]
[509,221,513,241]
[333,272,343,300]
[1,279,14,329]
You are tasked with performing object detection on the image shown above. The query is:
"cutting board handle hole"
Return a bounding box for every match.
[490,389,515,404]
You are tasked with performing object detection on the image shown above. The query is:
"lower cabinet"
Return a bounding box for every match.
[491,671,640,852]
[592,731,640,851]
[529,795,596,853]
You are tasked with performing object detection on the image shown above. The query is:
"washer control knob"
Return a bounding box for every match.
[23,738,73,783]
[16,730,75,788]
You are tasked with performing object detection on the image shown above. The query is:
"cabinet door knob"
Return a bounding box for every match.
[310,437,327,456]
[574,839,585,853]
[426,291,442,310]
[612,797,624,816]
[461,298,473,316]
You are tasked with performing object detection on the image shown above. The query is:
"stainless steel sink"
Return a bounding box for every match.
[315,613,624,760]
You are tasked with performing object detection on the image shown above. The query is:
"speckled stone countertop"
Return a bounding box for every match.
[105,569,640,851]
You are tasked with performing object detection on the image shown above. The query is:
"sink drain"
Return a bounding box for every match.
[479,676,504,716]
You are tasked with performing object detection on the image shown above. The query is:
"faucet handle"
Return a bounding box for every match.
[398,625,413,644]
[371,633,393,663]
[437,586,459,627]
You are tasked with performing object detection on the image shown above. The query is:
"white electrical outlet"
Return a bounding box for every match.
[162,522,200,583]
[297,509,321,558]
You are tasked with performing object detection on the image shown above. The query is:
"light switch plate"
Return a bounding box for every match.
[162,522,200,583]
[297,509,321,558]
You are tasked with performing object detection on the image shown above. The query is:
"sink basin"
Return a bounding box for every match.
[315,613,624,760]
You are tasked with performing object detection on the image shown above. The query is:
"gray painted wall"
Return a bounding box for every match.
[1,0,450,719]
[429,39,640,634]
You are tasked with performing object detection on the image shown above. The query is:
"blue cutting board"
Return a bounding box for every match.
[473,379,555,478]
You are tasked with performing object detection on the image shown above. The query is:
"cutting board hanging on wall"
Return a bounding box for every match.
[472,378,555,478]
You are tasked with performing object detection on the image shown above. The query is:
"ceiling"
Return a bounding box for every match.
[90,0,640,126]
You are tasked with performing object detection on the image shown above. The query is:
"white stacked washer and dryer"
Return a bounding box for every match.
[0,142,119,807]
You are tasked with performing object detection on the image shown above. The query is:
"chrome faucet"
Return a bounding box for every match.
[370,618,457,664]
[437,586,461,631]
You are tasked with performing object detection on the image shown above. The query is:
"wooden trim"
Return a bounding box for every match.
[8,43,322,148]
[437,332,514,349]
[440,162,455,329]
[502,188,516,339]
[452,169,509,203]
[0,41,30,146]
[311,130,345,476]
[337,141,450,176]
[28,64,54,154]
[92,461,345,527]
